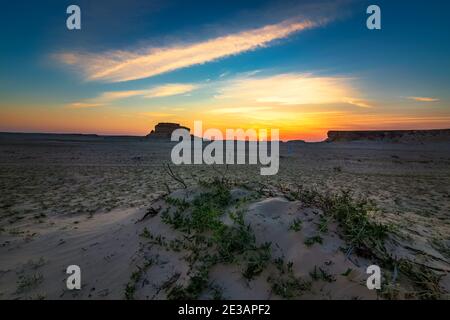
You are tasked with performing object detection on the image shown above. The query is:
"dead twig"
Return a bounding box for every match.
[137,206,161,223]
[163,163,187,189]
[211,164,229,184]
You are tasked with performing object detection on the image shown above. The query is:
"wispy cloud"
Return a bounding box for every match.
[99,90,149,101]
[56,19,321,82]
[144,84,197,98]
[408,96,440,102]
[66,83,197,108]
[139,112,176,118]
[344,99,373,108]
[214,73,370,107]
[67,102,106,109]
[209,106,273,114]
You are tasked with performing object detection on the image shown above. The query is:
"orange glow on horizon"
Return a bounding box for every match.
[1,104,450,142]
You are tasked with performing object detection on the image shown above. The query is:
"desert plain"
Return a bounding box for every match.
[0,132,449,300]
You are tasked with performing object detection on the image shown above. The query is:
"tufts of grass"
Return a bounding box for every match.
[287,186,445,299]
[213,211,253,262]
[268,258,311,299]
[290,187,389,257]
[162,178,231,234]
[242,242,272,281]
[16,273,43,294]
[124,260,153,300]
[167,262,211,300]
[124,270,141,300]
[139,227,151,238]
[161,208,189,231]
[165,197,190,211]
[393,260,444,299]
[328,191,390,256]
[304,235,323,247]
[139,227,167,246]
[162,179,275,298]
[341,268,353,277]
[210,284,224,300]
[316,214,329,233]
[289,218,302,232]
[309,266,336,283]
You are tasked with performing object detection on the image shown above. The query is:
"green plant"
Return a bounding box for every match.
[304,235,323,247]
[139,227,151,238]
[165,197,190,211]
[167,262,211,300]
[317,214,329,233]
[290,187,389,257]
[309,266,335,282]
[124,260,153,300]
[161,179,276,298]
[341,268,353,277]
[268,259,311,299]
[16,273,43,294]
[285,186,445,299]
[289,218,302,232]
[242,242,272,280]
[329,191,389,255]
[124,270,140,300]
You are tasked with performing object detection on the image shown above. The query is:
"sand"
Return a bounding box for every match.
[0,133,449,299]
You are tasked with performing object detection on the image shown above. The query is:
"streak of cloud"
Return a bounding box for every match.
[56,19,322,82]
[408,96,440,102]
[66,83,197,108]
[214,73,370,107]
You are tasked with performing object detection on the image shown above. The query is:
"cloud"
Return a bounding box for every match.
[99,90,149,101]
[67,102,106,109]
[66,83,197,108]
[140,112,176,118]
[144,84,197,98]
[408,96,440,102]
[214,73,370,107]
[209,106,273,114]
[56,19,320,82]
[344,99,373,108]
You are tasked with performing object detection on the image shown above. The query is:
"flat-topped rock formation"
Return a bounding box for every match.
[146,122,190,139]
[326,129,450,143]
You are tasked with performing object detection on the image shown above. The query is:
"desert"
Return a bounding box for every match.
[0,129,449,300]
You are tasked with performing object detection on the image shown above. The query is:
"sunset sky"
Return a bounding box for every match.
[1,0,449,141]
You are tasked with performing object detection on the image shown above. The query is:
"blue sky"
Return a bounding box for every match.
[1,0,449,140]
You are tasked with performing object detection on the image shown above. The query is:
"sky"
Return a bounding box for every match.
[0,0,449,141]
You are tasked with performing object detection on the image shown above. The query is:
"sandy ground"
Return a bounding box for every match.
[0,133,449,299]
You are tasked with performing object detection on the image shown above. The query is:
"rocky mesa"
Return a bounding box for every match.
[146,122,190,139]
[326,129,450,143]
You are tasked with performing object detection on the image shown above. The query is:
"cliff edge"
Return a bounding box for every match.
[326,129,450,143]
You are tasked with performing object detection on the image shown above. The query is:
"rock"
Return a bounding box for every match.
[146,122,190,139]
[326,129,450,143]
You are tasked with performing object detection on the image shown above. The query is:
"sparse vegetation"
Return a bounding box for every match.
[317,214,329,233]
[289,187,389,257]
[139,227,152,238]
[242,242,272,281]
[159,179,275,299]
[16,273,43,294]
[167,262,211,300]
[124,260,153,300]
[286,185,446,299]
[289,218,302,232]
[304,235,323,247]
[309,265,336,283]
[268,258,311,299]
[1,133,448,300]
[341,268,353,277]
